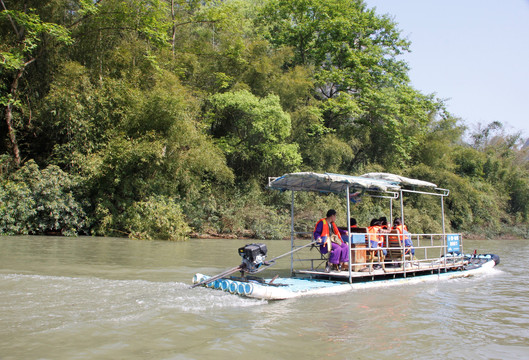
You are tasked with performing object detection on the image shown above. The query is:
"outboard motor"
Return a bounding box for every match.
[238,243,267,273]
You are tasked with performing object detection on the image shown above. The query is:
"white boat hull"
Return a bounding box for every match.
[192,259,497,300]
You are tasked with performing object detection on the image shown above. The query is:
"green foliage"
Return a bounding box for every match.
[1,2,74,165]
[302,134,354,173]
[260,0,409,73]
[0,179,36,234]
[0,8,72,71]
[0,0,528,241]
[218,197,290,240]
[258,0,443,172]
[453,146,486,178]
[408,163,506,232]
[358,86,437,169]
[0,160,86,235]
[207,90,302,180]
[506,171,529,220]
[290,191,347,233]
[123,195,190,241]
[86,135,170,236]
[411,115,465,170]
[38,61,113,167]
[400,208,443,235]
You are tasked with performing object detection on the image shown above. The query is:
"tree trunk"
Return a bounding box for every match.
[4,63,32,167]
[5,101,21,167]
[171,0,176,57]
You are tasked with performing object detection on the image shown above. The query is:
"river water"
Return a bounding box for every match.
[1,236,528,360]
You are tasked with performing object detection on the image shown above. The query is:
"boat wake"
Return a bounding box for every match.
[0,273,265,335]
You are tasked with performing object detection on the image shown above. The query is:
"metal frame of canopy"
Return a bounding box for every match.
[268,172,454,282]
[360,172,450,235]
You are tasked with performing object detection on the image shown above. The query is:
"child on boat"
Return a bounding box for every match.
[368,219,388,255]
[393,218,414,255]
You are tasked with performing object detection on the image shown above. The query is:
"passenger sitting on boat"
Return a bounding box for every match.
[379,216,389,230]
[392,218,414,255]
[378,217,392,245]
[367,219,387,256]
[338,217,358,240]
[313,209,349,271]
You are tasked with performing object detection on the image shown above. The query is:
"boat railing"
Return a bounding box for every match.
[290,231,465,277]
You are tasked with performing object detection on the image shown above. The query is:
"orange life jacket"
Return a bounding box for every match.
[369,225,388,246]
[367,225,379,242]
[393,224,409,240]
[314,218,342,242]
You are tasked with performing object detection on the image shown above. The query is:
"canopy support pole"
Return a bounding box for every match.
[290,190,295,276]
[400,189,406,277]
[346,186,352,283]
[399,190,405,227]
[389,198,393,226]
[441,193,447,268]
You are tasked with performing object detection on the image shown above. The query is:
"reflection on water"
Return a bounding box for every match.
[0,236,528,360]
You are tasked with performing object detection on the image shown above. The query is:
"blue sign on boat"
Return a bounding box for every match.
[447,234,461,253]
[350,234,366,244]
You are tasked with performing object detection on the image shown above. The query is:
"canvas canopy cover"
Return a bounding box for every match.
[360,172,437,188]
[268,172,437,194]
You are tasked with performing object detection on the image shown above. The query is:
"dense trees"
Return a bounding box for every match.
[206,90,302,180]
[1,0,72,166]
[1,0,528,239]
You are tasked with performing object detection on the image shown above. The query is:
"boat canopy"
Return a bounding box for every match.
[360,172,437,188]
[269,172,400,193]
[269,172,437,194]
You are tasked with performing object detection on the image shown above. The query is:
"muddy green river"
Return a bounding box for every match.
[1,236,527,359]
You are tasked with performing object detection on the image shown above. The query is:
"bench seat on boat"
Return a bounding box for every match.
[363,227,386,272]
[385,230,413,266]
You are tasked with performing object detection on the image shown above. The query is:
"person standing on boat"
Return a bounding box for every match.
[313,209,349,271]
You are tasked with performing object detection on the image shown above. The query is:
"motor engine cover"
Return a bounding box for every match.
[238,243,267,272]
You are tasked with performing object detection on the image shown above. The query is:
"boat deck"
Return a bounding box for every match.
[295,259,467,281]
